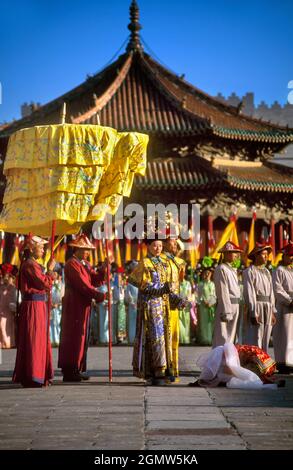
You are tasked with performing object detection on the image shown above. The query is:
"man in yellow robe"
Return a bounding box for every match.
[162,238,186,381]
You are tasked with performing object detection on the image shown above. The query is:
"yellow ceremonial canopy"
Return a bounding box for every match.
[0,124,148,236]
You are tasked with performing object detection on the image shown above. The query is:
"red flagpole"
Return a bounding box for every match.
[50,221,56,259]
[105,216,112,382]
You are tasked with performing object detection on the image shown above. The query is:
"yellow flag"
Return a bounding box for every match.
[125,238,132,262]
[136,240,141,261]
[188,230,200,269]
[245,212,256,266]
[0,235,4,264]
[99,239,105,262]
[10,246,20,267]
[55,243,67,264]
[115,239,122,267]
[142,242,148,258]
[43,235,65,266]
[212,218,239,260]
[189,244,200,269]
[272,252,282,267]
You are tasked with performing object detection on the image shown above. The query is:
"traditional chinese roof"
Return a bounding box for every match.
[212,159,293,193]
[135,156,293,194]
[135,157,221,190]
[1,1,293,145]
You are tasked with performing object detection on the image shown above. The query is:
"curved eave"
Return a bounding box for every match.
[81,53,209,135]
[212,125,293,143]
[72,54,133,124]
[145,55,293,136]
[134,157,222,190]
[227,176,293,193]
[134,181,217,190]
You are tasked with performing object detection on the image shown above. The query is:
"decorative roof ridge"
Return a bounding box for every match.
[72,54,133,124]
[210,158,263,168]
[126,1,143,53]
[145,55,293,133]
[138,54,209,127]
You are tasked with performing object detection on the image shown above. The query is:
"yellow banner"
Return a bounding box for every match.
[0,124,148,236]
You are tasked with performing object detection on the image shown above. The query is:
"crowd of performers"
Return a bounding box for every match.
[0,233,292,388]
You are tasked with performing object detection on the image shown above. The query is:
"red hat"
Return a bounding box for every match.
[248,243,272,260]
[68,234,95,249]
[21,235,48,252]
[117,267,125,274]
[218,241,242,253]
[0,263,18,276]
[282,241,293,256]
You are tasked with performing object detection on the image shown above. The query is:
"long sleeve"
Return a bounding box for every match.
[243,267,257,318]
[269,274,276,314]
[82,260,105,287]
[65,259,105,303]
[125,284,138,304]
[21,259,53,293]
[169,292,187,309]
[213,266,232,315]
[273,268,292,306]
[129,260,170,297]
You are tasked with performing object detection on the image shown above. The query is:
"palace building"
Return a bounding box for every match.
[0,1,292,257]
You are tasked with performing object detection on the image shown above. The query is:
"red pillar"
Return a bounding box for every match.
[207,214,214,255]
[270,217,275,258]
[279,223,284,250]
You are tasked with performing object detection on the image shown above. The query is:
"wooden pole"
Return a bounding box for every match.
[49,101,66,259]
[46,102,67,376]
[105,215,113,382]
[60,102,67,125]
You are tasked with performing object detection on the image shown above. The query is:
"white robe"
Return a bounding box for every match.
[243,265,275,352]
[212,263,240,348]
[272,266,293,366]
[196,343,277,389]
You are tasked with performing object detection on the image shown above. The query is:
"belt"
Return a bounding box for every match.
[256,295,270,302]
[230,298,240,304]
[23,293,47,301]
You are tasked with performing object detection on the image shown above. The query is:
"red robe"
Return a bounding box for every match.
[58,256,105,372]
[13,258,54,386]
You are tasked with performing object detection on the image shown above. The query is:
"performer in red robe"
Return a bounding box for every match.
[13,236,56,388]
[58,234,105,382]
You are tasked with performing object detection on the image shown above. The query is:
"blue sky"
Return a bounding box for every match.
[0,0,292,123]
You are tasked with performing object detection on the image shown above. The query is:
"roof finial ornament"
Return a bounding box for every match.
[126,0,143,53]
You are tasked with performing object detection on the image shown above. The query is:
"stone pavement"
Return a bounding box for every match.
[0,346,292,450]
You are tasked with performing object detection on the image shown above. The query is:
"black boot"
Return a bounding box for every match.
[151,377,168,386]
[62,368,82,382]
[77,371,90,381]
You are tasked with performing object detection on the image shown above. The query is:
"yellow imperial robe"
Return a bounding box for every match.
[129,255,184,380]
[161,252,186,377]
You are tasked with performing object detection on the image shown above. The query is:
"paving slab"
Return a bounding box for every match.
[0,346,292,450]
